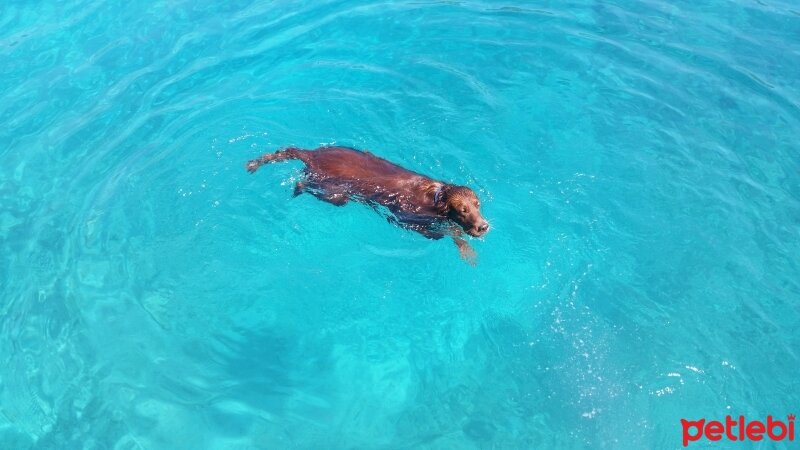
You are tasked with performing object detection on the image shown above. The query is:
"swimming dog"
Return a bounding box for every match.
[246,146,489,263]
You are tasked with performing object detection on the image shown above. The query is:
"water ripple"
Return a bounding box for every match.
[2,0,799,448]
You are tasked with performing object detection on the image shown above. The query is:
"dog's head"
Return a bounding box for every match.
[435,184,490,237]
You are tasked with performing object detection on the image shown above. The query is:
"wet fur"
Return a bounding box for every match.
[246,146,489,263]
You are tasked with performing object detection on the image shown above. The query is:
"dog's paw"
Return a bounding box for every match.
[458,243,478,266]
[246,160,260,173]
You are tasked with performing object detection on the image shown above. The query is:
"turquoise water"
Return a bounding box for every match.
[1,0,799,448]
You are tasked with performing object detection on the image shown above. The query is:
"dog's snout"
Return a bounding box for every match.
[478,222,489,233]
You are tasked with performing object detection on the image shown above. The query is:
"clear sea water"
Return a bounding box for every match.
[1,1,799,449]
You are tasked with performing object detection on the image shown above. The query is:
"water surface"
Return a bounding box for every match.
[1,0,799,448]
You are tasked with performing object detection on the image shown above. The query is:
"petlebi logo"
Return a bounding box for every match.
[681,414,795,447]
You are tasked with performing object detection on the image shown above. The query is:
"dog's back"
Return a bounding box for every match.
[303,147,426,185]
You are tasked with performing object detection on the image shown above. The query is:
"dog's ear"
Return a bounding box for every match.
[434,184,452,215]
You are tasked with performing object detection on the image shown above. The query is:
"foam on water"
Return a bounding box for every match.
[1,0,799,448]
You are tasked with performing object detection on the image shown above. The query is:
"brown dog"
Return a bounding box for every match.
[246,146,489,263]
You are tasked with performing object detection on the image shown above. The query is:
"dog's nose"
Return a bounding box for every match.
[478,222,489,233]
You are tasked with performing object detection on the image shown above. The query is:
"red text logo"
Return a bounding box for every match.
[681,414,795,447]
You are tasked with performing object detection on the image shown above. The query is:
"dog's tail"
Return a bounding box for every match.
[246,147,309,173]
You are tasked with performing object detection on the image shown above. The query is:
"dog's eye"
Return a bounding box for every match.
[462,207,468,213]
